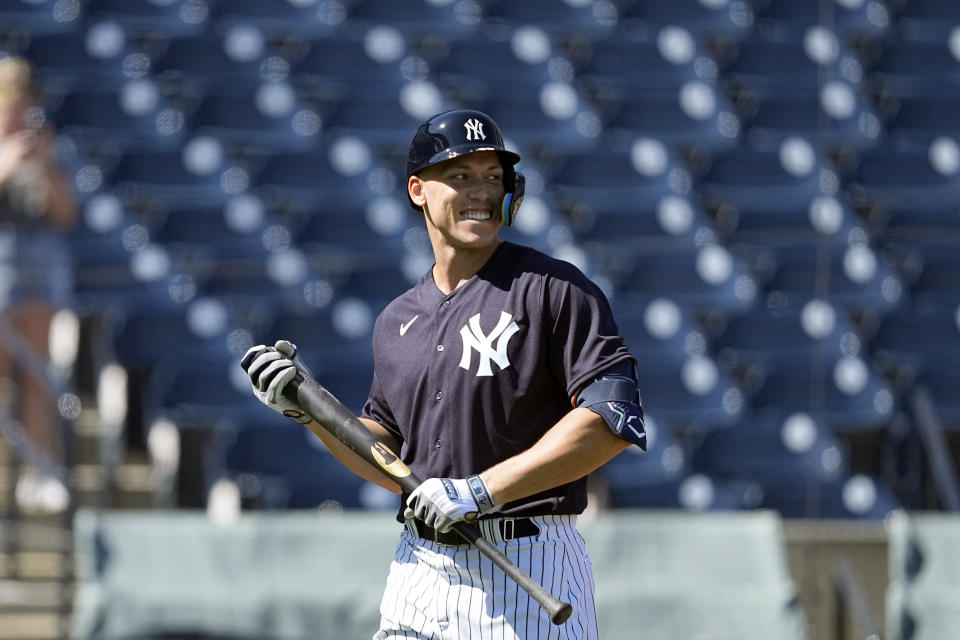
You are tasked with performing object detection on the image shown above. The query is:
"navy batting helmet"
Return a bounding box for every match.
[406,109,524,225]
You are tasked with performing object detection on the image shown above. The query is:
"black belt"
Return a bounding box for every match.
[413,518,540,545]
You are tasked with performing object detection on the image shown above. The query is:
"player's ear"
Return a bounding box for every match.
[408,175,427,209]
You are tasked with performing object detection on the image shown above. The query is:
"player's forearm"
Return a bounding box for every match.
[479,407,630,506]
[304,417,403,494]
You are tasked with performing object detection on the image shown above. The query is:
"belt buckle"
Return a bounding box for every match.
[502,518,515,542]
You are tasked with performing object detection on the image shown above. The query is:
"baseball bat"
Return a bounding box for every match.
[242,353,572,625]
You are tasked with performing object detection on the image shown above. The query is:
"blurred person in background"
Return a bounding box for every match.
[0,55,77,513]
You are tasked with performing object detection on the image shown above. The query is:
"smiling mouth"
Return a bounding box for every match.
[461,209,493,221]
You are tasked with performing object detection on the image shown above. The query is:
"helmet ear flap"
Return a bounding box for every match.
[500,172,525,226]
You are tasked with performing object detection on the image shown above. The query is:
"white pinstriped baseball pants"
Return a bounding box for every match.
[373,515,599,640]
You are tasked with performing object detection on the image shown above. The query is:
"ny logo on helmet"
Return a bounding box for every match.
[464,118,486,141]
[459,311,519,376]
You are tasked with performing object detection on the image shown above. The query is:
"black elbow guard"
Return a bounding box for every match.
[576,365,646,450]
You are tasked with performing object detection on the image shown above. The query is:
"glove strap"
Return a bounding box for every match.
[467,474,495,513]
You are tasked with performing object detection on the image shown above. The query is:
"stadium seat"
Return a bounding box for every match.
[151,32,278,94]
[54,83,187,155]
[710,303,896,429]
[848,142,960,211]
[213,412,372,509]
[598,86,741,155]
[109,143,238,210]
[482,0,619,39]
[891,0,960,42]
[260,305,376,415]
[289,31,411,103]
[867,301,960,426]
[697,142,828,215]
[210,0,347,40]
[751,0,890,40]
[249,142,381,212]
[86,0,209,38]
[189,80,321,154]
[19,26,140,92]
[598,241,758,316]
[881,93,960,152]
[617,0,755,41]
[430,27,558,93]
[548,141,685,217]
[570,29,713,97]
[867,38,960,100]
[347,0,483,42]
[691,411,856,516]
[0,0,84,38]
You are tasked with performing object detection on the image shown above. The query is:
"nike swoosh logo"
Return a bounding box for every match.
[400,315,419,336]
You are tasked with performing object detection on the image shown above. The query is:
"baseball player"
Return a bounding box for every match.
[245,109,646,639]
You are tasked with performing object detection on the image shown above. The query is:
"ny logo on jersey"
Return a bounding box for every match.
[459,311,519,377]
[464,118,486,141]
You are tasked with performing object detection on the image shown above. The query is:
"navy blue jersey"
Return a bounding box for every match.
[361,241,634,520]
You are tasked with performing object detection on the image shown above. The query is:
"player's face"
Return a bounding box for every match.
[409,151,505,252]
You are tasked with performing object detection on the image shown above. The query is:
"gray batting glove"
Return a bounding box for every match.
[404,475,495,533]
[243,339,311,424]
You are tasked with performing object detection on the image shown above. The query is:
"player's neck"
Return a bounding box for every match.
[431,239,502,295]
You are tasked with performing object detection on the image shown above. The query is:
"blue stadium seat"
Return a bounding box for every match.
[0,0,85,38]
[261,307,376,415]
[598,87,741,154]
[189,81,321,154]
[757,473,900,520]
[882,93,960,152]
[294,196,411,263]
[697,143,827,215]
[691,411,853,514]
[151,33,276,93]
[751,0,890,40]
[604,415,748,511]
[742,91,882,152]
[848,143,960,211]
[722,31,866,99]
[548,141,687,218]
[712,305,896,429]
[86,0,210,38]
[867,38,960,100]
[618,0,755,41]
[890,0,960,43]
[872,311,960,424]
[69,194,185,313]
[20,27,139,92]
[289,32,410,102]
[597,241,758,316]
[109,144,237,210]
[483,0,619,39]
[571,30,712,97]
[249,142,380,212]
[53,84,187,154]
[210,0,345,40]
[145,352,261,429]
[431,28,557,92]
[347,0,482,41]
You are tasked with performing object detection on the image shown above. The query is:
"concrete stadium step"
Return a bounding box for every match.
[0,611,64,640]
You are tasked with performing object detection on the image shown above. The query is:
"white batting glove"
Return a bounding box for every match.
[404,475,495,533]
[242,340,311,425]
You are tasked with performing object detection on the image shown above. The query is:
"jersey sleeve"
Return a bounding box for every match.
[360,313,403,443]
[360,369,402,442]
[543,264,635,401]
